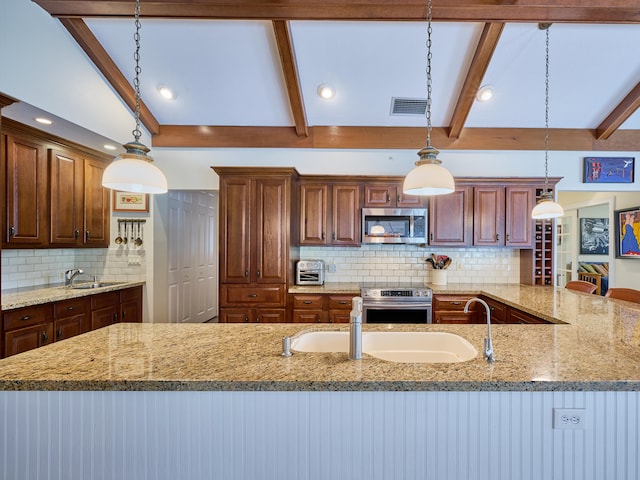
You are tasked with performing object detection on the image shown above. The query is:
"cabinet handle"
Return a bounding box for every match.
[322,232,325,240]
[257,269,261,278]
[386,194,390,202]
[451,301,462,305]
[303,300,313,304]
[56,328,62,340]
[506,234,510,242]
[248,294,258,298]
[397,194,400,203]
[332,232,336,241]
[496,233,500,241]
[20,315,33,321]
[429,233,433,241]
[66,306,75,310]
[256,316,261,323]
[244,315,249,323]
[41,331,49,344]
[85,230,90,241]
[8,226,15,238]
[121,310,125,320]
[245,270,249,279]
[339,301,348,305]
[74,229,80,240]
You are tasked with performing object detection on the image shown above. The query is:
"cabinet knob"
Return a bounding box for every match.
[244,315,249,323]
[67,306,75,310]
[245,270,249,278]
[41,331,49,344]
[8,226,15,238]
[20,315,33,321]
[56,328,62,340]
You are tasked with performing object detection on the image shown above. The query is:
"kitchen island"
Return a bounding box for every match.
[1,284,639,479]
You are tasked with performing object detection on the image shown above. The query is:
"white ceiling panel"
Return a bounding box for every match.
[85,19,293,126]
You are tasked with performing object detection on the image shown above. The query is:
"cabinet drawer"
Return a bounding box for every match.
[292,295,323,309]
[54,297,90,319]
[433,295,474,311]
[434,311,476,324]
[221,285,286,307]
[328,295,354,310]
[91,291,120,310]
[3,304,53,331]
[120,286,142,303]
[292,309,323,323]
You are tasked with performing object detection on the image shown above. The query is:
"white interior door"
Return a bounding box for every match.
[556,209,577,286]
[167,191,217,323]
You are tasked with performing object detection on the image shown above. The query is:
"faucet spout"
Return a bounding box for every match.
[464,297,495,363]
[64,268,84,287]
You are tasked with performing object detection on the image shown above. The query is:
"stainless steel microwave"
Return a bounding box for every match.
[361,208,427,244]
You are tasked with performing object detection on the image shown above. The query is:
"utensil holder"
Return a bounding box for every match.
[432,269,448,285]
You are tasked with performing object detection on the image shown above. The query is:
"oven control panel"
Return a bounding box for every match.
[361,287,432,301]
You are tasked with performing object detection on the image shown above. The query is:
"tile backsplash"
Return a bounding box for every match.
[299,244,521,284]
[1,246,146,290]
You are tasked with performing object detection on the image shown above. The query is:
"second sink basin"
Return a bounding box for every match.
[290,330,478,363]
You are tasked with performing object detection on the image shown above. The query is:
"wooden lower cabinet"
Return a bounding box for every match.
[290,293,354,324]
[219,308,286,323]
[433,294,477,324]
[1,286,144,358]
[478,295,549,324]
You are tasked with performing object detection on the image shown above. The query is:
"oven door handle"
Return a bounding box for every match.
[363,302,432,309]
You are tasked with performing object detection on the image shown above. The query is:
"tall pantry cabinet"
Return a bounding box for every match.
[214,167,299,323]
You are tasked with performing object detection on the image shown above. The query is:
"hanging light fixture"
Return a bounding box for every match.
[403,0,455,196]
[102,0,168,194]
[532,24,563,219]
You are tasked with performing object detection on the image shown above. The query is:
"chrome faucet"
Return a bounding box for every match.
[64,268,84,287]
[464,298,495,363]
[349,296,363,360]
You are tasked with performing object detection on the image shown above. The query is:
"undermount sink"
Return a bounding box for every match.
[70,281,125,290]
[290,330,478,363]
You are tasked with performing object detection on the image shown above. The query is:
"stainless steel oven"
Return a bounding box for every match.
[361,286,432,324]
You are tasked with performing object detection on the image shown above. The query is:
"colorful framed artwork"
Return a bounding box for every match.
[583,157,634,184]
[614,207,640,258]
[579,218,609,255]
[112,191,149,212]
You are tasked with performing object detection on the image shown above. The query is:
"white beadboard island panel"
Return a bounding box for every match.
[1,390,638,480]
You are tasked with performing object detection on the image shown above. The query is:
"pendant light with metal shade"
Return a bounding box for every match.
[531,24,563,219]
[102,0,168,194]
[403,0,455,196]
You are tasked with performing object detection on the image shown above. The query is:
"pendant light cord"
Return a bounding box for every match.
[132,0,142,143]
[425,0,433,148]
[543,25,550,193]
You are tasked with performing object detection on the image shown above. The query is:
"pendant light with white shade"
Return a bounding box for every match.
[531,24,563,219]
[102,0,168,194]
[402,0,455,196]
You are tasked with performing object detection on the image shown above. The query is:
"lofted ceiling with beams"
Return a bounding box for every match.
[30,0,640,152]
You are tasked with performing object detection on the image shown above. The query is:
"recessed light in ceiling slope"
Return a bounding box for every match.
[34,117,53,125]
[317,84,335,99]
[476,85,494,102]
[158,85,176,100]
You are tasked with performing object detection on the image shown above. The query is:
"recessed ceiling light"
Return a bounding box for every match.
[317,84,335,100]
[158,86,176,100]
[476,85,494,102]
[103,144,117,151]
[34,117,53,125]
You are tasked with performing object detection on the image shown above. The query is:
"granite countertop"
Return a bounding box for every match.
[1,284,639,392]
[1,281,146,310]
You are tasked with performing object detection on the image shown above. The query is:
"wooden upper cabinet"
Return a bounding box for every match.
[332,183,360,246]
[429,186,472,246]
[300,183,328,245]
[364,183,425,208]
[50,150,110,247]
[473,186,505,246]
[299,182,360,246]
[504,186,535,248]
[50,149,83,245]
[3,133,48,246]
[219,176,252,284]
[83,157,110,246]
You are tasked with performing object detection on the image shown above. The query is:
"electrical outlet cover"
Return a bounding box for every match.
[553,408,587,430]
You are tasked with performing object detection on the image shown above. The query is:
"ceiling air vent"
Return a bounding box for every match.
[390,97,427,116]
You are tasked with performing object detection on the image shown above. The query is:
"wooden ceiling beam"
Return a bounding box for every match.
[33,1,640,23]
[448,22,504,139]
[58,17,161,135]
[595,80,640,140]
[153,125,640,151]
[272,20,308,137]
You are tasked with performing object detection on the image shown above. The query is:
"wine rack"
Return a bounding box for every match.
[520,186,557,286]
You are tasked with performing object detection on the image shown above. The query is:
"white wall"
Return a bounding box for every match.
[1,390,638,480]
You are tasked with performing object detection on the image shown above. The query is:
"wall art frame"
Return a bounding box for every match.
[614,206,640,259]
[583,157,634,184]
[112,191,149,212]
[579,218,609,255]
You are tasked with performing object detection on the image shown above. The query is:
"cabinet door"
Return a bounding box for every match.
[91,305,119,330]
[300,183,328,245]
[50,149,84,245]
[219,176,251,283]
[4,323,53,357]
[505,187,534,248]
[332,184,360,246]
[396,191,426,208]
[4,134,48,246]
[54,314,90,341]
[473,186,505,246]
[254,177,288,283]
[219,308,251,323]
[120,286,143,323]
[83,157,110,247]
[364,184,394,207]
[255,309,287,323]
[429,186,471,246]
